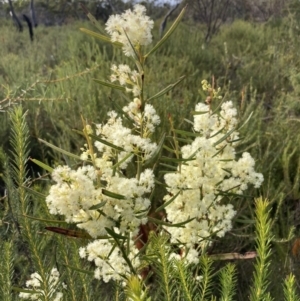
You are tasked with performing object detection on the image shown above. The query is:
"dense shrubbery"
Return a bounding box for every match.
[1,5,300,299]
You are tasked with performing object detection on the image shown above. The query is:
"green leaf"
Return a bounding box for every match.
[93,78,126,91]
[159,163,178,170]
[102,189,126,200]
[213,128,237,147]
[106,230,136,274]
[60,263,94,276]
[147,76,185,102]
[144,5,187,58]
[38,138,82,161]
[155,190,181,212]
[173,128,199,137]
[20,214,67,225]
[163,144,181,154]
[209,126,226,138]
[161,156,195,163]
[105,227,127,240]
[166,136,193,144]
[80,4,105,34]
[89,200,107,210]
[12,287,40,294]
[191,110,210,115]
[92,136,125,152]
[238,111,254,130]
[211,144,227,158]
[112,152,133,169]
[30,158,53,173]
[22,186,46,199]
[73,130,125,152]
[235,218,255,224]
[123,27,140,61]
[144,133,166,165]
[79,28,123,47]
[45,226,92,238]
[148,216,195,227]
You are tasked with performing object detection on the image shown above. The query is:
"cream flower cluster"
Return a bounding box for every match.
[123,101,161,134]
[79,233,140,283]
[105,4,154,57]
[47,109,158,238]
[46,165,154,238]
[19,268,66,301]
[110,64,141,96]
[164,101,263,262]
[46,76,159,282]
[93,110,159,167]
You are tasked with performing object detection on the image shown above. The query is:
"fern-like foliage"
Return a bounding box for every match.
[0,241,14,301]
[219,263,237,301]
[146,234,178,301]
[283,274,300,301]
[249,197,273,301]
[7,106,53,300]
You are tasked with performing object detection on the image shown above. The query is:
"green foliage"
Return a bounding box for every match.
[249,198,273,301]
[2,7,300,300]
[0,241,14,301]
[219,264,237,301]
[283,274,300,301]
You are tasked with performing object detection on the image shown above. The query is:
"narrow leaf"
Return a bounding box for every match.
[166,136,193,144]
[155,190,181,212]
[102,189,126,200]
[93,79,126,91]
[148,216,195,227]
[60,263,94,276]
[163,144,181,154]
[147,76,185,102]
[213,128,237,147]
[144,133,166,165]
[105,227,127,239]
[145,6,187,58]
[22,186,46,199]
[30,158,53,173]
[73,130,125,152]
[80,4,105,33]
[79,28,122,47]
[173,128,199,137]
[239,111,254,130]
[191,110,210,115]
[20,214,67,224]
[38,139,82,160]
[161,156,195,163]
[159,163,178,170]
[45,227,92,239]
[89,200,107,210]
[209,251,257,261]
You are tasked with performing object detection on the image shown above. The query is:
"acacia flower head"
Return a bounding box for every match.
[105,4,154,57]
[110,64,141,96]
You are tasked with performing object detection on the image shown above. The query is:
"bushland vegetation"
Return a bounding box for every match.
[1,1,300,300]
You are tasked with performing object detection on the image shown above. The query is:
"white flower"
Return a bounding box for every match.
[80,237,140,283]
[19,268,66,300]
[163,100,263,250]
[110,64,141,97]
[105,4,154,57]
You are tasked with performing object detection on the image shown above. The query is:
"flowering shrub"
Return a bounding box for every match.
[26,4,263,289]
[164,88,263,262]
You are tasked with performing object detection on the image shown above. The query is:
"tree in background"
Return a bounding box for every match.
[183,0,291,42]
